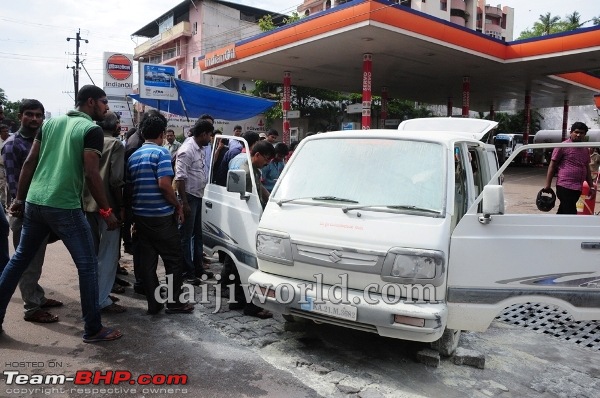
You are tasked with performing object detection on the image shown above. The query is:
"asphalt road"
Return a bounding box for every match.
[1,165,599,398]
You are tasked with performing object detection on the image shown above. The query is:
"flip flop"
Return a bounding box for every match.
[40,298,63,308]
[83,327,123,343]
[165,303,195,314]
[24,310,59,323]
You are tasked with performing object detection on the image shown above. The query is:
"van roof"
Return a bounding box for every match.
[398,117,498,140]
[305,129,490,147]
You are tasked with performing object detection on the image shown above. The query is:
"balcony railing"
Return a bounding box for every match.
[134,21,191,59]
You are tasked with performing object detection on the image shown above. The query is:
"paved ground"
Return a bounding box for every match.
[1,165,599,398]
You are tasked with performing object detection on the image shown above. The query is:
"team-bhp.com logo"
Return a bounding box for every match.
[3,370,188,395]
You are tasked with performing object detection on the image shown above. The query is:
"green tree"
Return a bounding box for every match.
[1,99,23,130]
[0,88,7,104]
[492,110,543,136]
[258,14,275,32]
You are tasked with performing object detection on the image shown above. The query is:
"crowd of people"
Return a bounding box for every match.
[0,84,294,342]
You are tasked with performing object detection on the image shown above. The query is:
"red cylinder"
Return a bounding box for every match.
[577,180,596,215]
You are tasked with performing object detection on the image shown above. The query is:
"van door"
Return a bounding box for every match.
[202,136,263,283]
[446,181,600,331]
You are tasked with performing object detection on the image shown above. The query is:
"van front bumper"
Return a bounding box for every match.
[248,271,447,343]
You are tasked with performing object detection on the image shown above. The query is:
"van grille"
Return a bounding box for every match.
[292,242,385,274]
[289,309,378,334]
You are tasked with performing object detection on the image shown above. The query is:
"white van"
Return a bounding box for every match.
[240,118,600,355]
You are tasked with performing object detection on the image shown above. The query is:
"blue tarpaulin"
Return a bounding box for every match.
[129,78,276,121]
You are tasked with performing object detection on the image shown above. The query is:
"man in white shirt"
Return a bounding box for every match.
[174,119,213,285]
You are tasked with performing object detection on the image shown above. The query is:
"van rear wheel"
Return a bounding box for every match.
[430,328,461,357]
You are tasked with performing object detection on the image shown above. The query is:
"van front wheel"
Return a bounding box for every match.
[430,328,461,357]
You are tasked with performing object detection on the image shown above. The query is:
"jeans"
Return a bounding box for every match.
[10,215,50,317]
[0,203,102,337]
[179,193,204,277]
[134,214,184,313]
[86,212,120,309]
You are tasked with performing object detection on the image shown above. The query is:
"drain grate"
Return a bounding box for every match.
[496,303,600,351]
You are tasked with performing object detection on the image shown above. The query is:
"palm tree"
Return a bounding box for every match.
[563,11,584,30]
[537,12,561,35]
[593,16,600,25]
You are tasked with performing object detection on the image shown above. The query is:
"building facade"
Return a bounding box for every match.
[297,0,514,41]
[132,0,283,91]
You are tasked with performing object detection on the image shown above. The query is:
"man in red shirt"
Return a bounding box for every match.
[544,122,594,214]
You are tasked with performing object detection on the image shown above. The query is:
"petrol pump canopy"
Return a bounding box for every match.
[201,0,600,112]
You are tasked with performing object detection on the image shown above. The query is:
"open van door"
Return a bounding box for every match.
[202,136,263,283]
[446,145,600,332]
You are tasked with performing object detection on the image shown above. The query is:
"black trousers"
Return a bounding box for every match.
[556,185,581,215]
[134,214,184,312]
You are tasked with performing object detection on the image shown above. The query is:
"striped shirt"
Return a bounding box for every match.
[127,142,174,217]
[552,139,591,191]
[2,130,34,201]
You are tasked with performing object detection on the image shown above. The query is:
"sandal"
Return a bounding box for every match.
[165,303,195,314]
[24,310,59,323]
[83,327,122,343]
[101,303,127,314]
[108,295,120,303]
[40,298,63,308]
[117,266,129,275]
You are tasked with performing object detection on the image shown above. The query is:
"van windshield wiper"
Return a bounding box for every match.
[342,204,440,214]
[276,196,358,206]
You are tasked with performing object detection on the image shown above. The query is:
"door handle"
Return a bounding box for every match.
[581,242,600,249]
[205,201,212,209]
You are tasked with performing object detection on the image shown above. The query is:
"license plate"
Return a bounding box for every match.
[300,297,357,321]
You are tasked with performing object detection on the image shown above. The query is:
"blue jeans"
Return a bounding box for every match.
[179,193,204,277]
[0,203,102,337]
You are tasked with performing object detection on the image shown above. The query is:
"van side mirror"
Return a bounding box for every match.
[480,185,504,224]
[227,169,250,200]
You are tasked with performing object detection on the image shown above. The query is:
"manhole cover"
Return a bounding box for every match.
[497,303,600,351]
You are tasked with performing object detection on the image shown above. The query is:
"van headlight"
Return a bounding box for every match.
[256,231,293,265]
[382,248,444,283]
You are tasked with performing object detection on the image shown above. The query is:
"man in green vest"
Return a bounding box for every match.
[0,85,122,343]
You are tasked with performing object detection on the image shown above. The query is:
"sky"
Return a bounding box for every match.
[1,0,598,118]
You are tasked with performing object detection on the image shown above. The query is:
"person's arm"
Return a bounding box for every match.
[109,143,126,220]
[159,176,184,224]
[544,160,556,190]
[84,150,119,230]
[174,148,190,216]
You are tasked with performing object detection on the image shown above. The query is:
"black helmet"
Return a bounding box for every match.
[536,188,556,212]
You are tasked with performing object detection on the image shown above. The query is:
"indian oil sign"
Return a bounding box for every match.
[103,52,133,92]
[106,54,132,80]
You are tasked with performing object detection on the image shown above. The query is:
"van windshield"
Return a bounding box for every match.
[272,137,446,214]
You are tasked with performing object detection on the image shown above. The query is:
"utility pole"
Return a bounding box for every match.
[66,29,88,104]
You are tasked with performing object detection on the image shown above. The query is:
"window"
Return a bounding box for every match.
[440,1,447,11]
[273,138,445,214]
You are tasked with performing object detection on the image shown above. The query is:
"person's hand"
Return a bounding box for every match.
[8,200,24,219]
[176,204,185,225]
[104,213,120,231]
[182,202,191,218]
